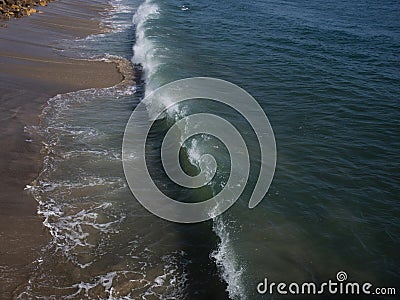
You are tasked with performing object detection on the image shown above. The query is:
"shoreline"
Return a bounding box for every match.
[0,0,133,297]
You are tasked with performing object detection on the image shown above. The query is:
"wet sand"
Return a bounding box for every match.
[0,0,123,297]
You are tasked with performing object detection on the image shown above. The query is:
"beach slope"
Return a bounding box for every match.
[0,0,123,296]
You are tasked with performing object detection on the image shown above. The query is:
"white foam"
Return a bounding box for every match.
[53,251,189,299]
[180,5,189,11]
[144,252,189,299]
[132,0,160,95]
[211,217,246,300]
[65,271,119,299]
[32,172,127,268]
[101,0,136,33]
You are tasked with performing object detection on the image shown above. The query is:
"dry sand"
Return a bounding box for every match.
[0,0,125,297]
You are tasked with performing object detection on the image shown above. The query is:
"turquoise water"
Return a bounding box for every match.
[21,0,399,299]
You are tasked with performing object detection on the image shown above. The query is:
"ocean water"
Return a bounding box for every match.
[19,0,399,299]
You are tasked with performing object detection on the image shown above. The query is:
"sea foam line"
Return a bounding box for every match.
[130,1,246,299]
[211,216,246,300]
[132,0,160,95]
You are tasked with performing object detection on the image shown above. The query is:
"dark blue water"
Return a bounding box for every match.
[21,0,399,298]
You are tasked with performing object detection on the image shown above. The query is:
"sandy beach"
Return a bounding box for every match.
[0,1,124,297]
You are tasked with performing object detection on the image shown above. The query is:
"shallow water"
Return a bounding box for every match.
[20,0,399,298]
